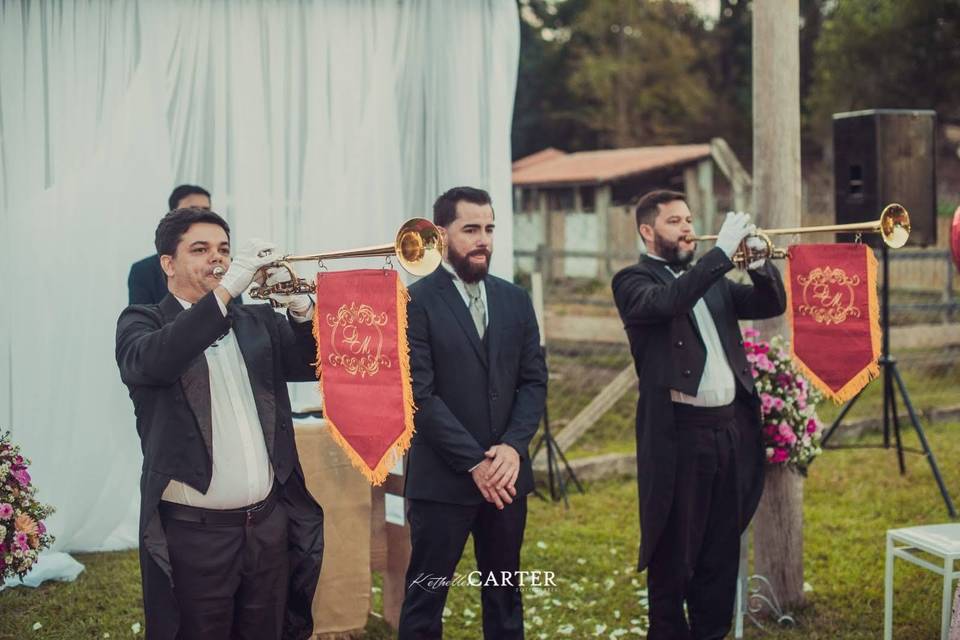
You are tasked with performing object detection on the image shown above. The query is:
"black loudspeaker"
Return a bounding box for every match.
[833,109,937,247]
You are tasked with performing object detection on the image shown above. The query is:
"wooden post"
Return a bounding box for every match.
[596,185,612,279]
[698,159,716,235]
[710,137,753,213]
[751,0,805,611]
[684,166,703,222]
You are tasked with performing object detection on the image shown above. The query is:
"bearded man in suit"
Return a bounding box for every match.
[398,186,547,640]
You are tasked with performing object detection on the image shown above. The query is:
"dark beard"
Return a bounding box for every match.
[653,233,695,268]
[448,246,491,283]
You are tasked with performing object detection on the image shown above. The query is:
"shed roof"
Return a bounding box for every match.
[512,144,711,187]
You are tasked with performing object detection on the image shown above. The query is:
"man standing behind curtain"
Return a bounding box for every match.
[398,186,547,640]
[116,208,324,640]
[127,184,212,305]
[612,190,786,640]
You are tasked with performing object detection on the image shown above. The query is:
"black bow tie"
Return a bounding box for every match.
[668,262,691,274]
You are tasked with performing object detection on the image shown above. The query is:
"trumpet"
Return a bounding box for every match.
[238,218,444,306]
[684,203,911,268]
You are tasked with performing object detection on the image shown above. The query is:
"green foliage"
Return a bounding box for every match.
[565,0,713,147]
[807,0,960,142]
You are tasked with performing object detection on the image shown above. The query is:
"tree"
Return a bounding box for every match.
[564,0,714,147]
[512,0,594,158]
[807,0,960,145]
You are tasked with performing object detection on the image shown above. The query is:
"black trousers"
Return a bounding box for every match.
[159,492,289,640]
[647,403,743,640]
[398,497,527,640]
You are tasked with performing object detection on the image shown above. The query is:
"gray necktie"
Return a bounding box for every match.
[464,281,486,339]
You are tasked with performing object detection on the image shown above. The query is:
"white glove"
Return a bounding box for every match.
[715,211,754,258]
[264,267,314,319]
[219,238,279,298]
[744,235,768,270]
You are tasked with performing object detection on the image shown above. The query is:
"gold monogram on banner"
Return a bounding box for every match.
[326,302,392,378]
[796,267,862,325]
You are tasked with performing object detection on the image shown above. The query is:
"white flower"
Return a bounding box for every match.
[630,626,647,635]
[463,608,476,618]
[131,622,142,635]
[442,607,451,617]
[532,615,543,626]
[614,609,621,619]
[32,622,42,631]
[536,541,548,550]
[803,581,814,592]
[594,623,608,635]
[557,624,575,635]
[577,557,586,565]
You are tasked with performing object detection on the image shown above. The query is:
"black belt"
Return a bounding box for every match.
[672,402,736,428]
[159,483,279,527]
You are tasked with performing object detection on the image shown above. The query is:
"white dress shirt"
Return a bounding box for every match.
[442,261,489,330]
[161,295,274,509]
[648,254,736,407]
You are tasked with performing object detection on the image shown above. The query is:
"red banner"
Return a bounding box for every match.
[312,269,414,485]
[785,244,881,403]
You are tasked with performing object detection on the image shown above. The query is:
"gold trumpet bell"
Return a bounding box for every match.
[396,218,444,276]
[879,203,911,248]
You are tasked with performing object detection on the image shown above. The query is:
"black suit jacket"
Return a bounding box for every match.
[128,255,168,305]
[116,292,324,640]
[404,269,547,504]
[128,254,242,305]
[612,247,786,570]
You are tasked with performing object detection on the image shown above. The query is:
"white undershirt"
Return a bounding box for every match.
[649,254,736,407]
[161,296,274,509]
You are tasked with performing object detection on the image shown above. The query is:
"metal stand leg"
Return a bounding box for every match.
[884,533,894,640]
[942,557,953,640]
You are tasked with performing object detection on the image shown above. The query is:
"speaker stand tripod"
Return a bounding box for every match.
[820,244,956,517]
[530,349,583,508]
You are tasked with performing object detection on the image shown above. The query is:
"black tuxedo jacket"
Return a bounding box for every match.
[404,269,547,504]
[116,292,324,640]
[612,247,786,570]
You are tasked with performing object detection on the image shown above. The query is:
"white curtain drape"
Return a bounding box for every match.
[0,0,519,582]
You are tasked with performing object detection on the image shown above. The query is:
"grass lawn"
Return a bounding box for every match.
[4,422,960,639]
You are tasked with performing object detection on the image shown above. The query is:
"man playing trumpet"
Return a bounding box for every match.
[612,190,786,640]
[116,207,324,640]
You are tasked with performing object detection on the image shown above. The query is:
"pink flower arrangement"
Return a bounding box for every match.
[0,431,55,580]
[743,329,825,473]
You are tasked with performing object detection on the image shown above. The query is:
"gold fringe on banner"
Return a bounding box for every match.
[312,276,416,486]
[785,247,882,404]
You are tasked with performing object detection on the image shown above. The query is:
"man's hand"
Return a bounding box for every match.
[219,238,280,298]
[471,458,515,510]
[484,443,521,494]
[744,235,768,270]
[715,211,755,259]
[263,267,313,319]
